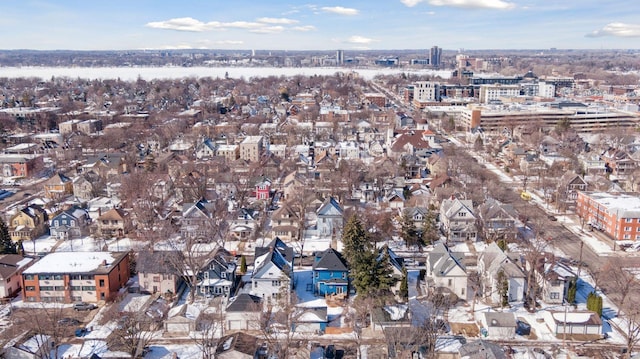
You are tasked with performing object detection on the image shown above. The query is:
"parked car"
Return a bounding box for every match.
[75,328,89,337]
[325,345,336,359]
[548,215,558,221]
[73,302,97,311]
[58,317,81,326]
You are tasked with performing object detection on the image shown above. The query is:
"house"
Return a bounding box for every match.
[312,248,349,297]
[477,242,526,304]
[214,332,266,359]
[225,293,262,331]
[0,154,43,178]
[196,248,237,298]
[164,304,201,334]
[293,307,328,334]
[557,171,587,210]
[21,251,130,303]
[543,310,602,338]
[72,173,104,202]
[425,243,468,300]
[254,176,271,201]
[537,258,572,304]
[0,255,35,299]
[195,138,218,159]
[476,198,518,241]
[43,172,73,199]
[8,204,48,242]
[439,197,477,243]
[403,207,430,230]
[251,239,294,309]
[95,208,127,238]
[270,205,300,241]
[316,197,344,238]
[136,250,182,296]
[2,332,53,359]
[49,206,90,240]
[481,312,516,338]
[180,199,219,240]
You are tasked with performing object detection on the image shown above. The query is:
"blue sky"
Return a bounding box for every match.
[1,0,639,51]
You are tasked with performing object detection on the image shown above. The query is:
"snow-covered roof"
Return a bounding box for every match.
[583,192,640,218]
[24,252,124,274]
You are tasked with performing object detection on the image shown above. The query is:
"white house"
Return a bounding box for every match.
[250,240,294,309]
[478,242,526,304]
[426,243,469,300]
[316,197,344,238]
[439,197,477,242]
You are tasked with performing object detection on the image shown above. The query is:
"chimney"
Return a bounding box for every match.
[102,259,107,266]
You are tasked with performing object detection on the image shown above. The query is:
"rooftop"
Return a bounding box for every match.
[24,251,126,274]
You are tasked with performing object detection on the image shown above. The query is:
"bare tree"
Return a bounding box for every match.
[191,298,226,359]
[259,288,310,359]
[8,304,74,359]
[106,304,161,359]
[602,258,640,316]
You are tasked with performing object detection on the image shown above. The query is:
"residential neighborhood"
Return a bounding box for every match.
[0,48,639,359]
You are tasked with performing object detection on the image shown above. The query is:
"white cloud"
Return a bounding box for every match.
[292,25,317,32]
[346,35,376,44]
[250,26,285,34]
[321,6,359,15]
[400,0,424,6]
[587,22,640,38]
[145,17,263,32]
[402,0,515,9]
[257,17,299,25]
[214,40,244,45]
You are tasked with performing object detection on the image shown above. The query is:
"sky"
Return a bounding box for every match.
[1,0,639,51]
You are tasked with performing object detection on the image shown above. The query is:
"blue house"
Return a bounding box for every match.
[50,206,90,240]
[312,248,349,296]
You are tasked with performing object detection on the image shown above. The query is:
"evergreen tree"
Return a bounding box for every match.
[351,251,378,295]
[421,209,440,246]
[375,249,397,293]
[0,218,16,255]
[342,214,369,266]
[400,210,420,249]
[497,270,509,308]
[566,276,577,304]
[239,255,247,274]
[399,267,409,301]
[587,292,603,316]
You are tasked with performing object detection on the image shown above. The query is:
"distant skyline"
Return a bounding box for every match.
[1,0,639,51]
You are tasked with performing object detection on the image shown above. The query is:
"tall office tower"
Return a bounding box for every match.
[430,46,442,67]
[336,50,344,65]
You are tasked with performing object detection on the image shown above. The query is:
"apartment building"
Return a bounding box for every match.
[239,136,264,162]
[576,191,640,241]
[478,84,520,104]
[413,81,440,108]
[21,251,130,303]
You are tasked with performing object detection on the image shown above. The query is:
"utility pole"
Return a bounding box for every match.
[576,241,584,281]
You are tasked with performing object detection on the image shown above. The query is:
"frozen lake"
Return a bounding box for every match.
[0,66,450,81]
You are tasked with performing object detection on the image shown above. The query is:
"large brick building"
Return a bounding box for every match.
[576,191,640,241]
[21,252,130,303]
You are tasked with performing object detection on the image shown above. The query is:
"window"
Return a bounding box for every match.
[624,234,631,239]
[53,274,63,280]
[448,279,452,286]
[54,286,65,291]
[254,281,257,288]
[626,218,633,223]
[70,275,81,280]
[24,274,34,280]
[70,286,81,291]
[625,227,632,232]
[25,286,35,291]
[40,286,54,291]
[458,212,466,217]
[272,280,281,287]
[342,273,346,279]
[99,279,105,287]
[315,272,319,278]
[81,286,96,291]
[550,292,560,300]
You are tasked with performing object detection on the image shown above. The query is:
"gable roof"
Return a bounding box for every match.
[312,248,348,272]
[226,293,262,312]
[252,241,293,279]
[97,208,125,221]
[441,197,475,219]
[215,332,260,356]
[0,255,33,280]
[137,250,180,274]
[316,196,343,216]
[255,237,294,263]
[428,242,466,277]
